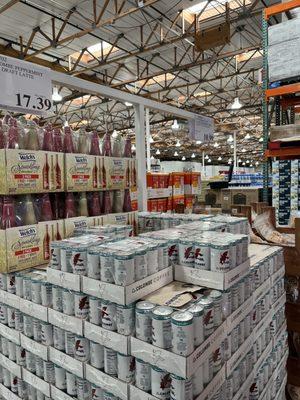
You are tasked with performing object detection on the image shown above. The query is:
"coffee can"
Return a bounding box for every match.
[114,251,135,285]
[62,289,75,316]
[54,364,67,390]
[6,273,16,294]
[135,358,151,392]
[198,297,214,338]
[53,326,65,351]
[178,239,194,268]
[66,371,77,396]
[89,296,101,326]
[87,248,101,280]
[171,311,194,356]
[16,345,26,366]
[1,337,9,356]
[23,277,32,301]
[41,282,52,307]
[194,240,210,270]
[28,385,37,400]
[8,340,16,361]
[15,273,23,298]
[188,304,204,347]
[100,252,115,283]
[50,242,61,269]
[31,278,42,304]
[36,356,44,377]
[43,361,55,384]
[71,247,87,276]
[26,350,36,373]
[209,290,223,327]
[0,273,7,291]
[134,248,148,280]
[104,347,117,376]
[65,331,75,355]
[90,341,104,369]
[17,379,27,398]
[151,366,171,399]
[52,285,63,312]
[101,299,116,331]
[0,303,8,325]
[117,353,135,383]
[135,301,155,342]
[76,377,91,400]
[7,307,16,328]
[170,374,193,400]
[152,306,173,349]
[41,322,53,346]
[10,375,18,394]
[2,368,11,387]
[116,303,135,335]
[75,336,90,362]
[33,319,42,342]
[74,292,89,320]
[14,310,23,332]
[211,242,230,272]
[23,315,33,338]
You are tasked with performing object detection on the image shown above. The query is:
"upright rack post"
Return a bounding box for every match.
[262,13,269,203]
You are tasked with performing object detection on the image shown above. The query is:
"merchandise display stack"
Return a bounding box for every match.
[0,117,138,275]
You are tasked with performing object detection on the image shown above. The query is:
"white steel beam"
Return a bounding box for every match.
[135,104,147,211]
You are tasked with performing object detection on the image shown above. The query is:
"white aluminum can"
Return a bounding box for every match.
[103,392,118,400]
[26,351,36,373]
[0,303,8,325]
[1,337,9,356]
[171,374,193,400]
[100,252,114,283]
[87,248,101,279]
[238,280,245,307]
[233,367,240,394]
[117,353,135,383]
[41,322,53,346]
[213,345,222,374]
[168,242,179,265]
[15,274,23,297]
[23,277,32,300]
[147,245,159,275]
[43,361,55,383]
[7,307,15,328]
[89,296,101,326]
[152,306,173,349]
[53,326,65,351]
[71,247,87,276]
[203,355,213,385]
[211,243,230,272]
[116,303,135,335]
[226,375,233,400]
[15,310,23,331]
[151,366,171,400]
[157,241,169,269]
[62,289,75,316]
[23,315,33,338]
[135,301,155,342]
[7,273,16,294]
[52,285,63,312]
[36,357,44,377]
[74,292,89,320]
[0,273,7,290]
[2,368,10,387]
[209,290,223,327]
[178,240,194,267]
[10,375,18,393]
[54,364,67,390]
[76,378,91,400]
[104,347,117,376]
[90,341,104,369]
[194,241,210,270]
[50,242,61,269]
[134,249,148,280]
[171,311,194,356]
[114,252,135,285]
[188,304,204,346]
[16,345,26,366]
[75,336,90,362]
[101,300,116,331]
[198,297,214,338]
[28,385,37,400]
[17,379,27,398]
[65,331,75,355]
[231,285,239,312]
[60,245,73,272]
[8,341,16,361]
[33,319,42,342]
[41,282,52,307]
[66,372,77,396]
[31,279,42,304]
[135,358,151,391]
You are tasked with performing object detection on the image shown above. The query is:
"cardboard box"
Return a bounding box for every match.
[0,353,22,378]
[22,299,48,322]
[65,153,100,191]
[51,386,75,400]
[170,173,185,196]
[147,199,158,212]
[174,259,250,290]
[22,368,51,397]
[0,323,20,345]
[82,267,173,305]
[84,321,131,355]
[253,309,273,340]
[0,289,20,309]
[0,224,42,273]
[184,172,201,195]
[232,372,253,400]
[38,219,65,265]
[20,333,48,361]
[131,321,227,379]
[226,334,253,375]
[106,157,127,190]
[184,195,194,213]
[48,309,84,336]
[47,268,81,292]
[227,297,253,333]
[85,364,128,400]
[0,383,22,400]
[49,347,84,378]
[157,198,168,212]
[64,217,88,238]
[253,341,272,374]
[253,278,271,304]
[0,149,64,194]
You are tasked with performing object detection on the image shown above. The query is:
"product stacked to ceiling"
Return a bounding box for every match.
[0,115,138,274]
[0,213,287,400]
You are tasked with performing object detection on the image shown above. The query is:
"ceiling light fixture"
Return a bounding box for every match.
[196,140,202,144]
[172,119,179,130]
[156,149,161,155]
[227,135,233,143]
[191,153,196,158]
[112,130,118,138]
[63,120,69,127]
[250,163,253,167]
[150,155,155,160]
[242,148,246,153]
[231,97,242,110]
[230,144,234,149]
[175,139,181,147]
[213,142,219,148]
[246,160,250,164]
[228,160,232,164]
[125,101,133,107]
[255,161,259,166]
[245,133,251,140]
[131,144,136,151]
[208,158,211,163]
[52,87,62,102]
[259,137,263,142]
[205,155,209,160]
[149,135,154,143]
[174,151,178,156]
[182,156,186,161]
[238,159,242,163]
[218,156,222,161]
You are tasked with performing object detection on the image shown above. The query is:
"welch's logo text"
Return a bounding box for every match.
[19,227,37,238]
[19,153,36,161]
[74,220,88,228]
[75,156,87,163]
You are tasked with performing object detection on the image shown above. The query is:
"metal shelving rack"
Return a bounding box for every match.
[262,0,300,202]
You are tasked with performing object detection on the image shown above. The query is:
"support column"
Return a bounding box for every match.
[134,103,147,211]
[233,131,237,172]
[202,151,205,178]
[145,108,151,172]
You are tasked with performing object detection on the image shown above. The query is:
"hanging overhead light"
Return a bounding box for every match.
[242,162,246,166]
[174,151,178,156]
[250,163,253,167]
[131,144,136,151]
[63,119,69,127]
[205,155,209,160]
[213,142,219,148]
[255,161,259,166]
[52,87,62,102]
[191,153,196,158]
[230,144,234,149]
[218,156,222,161]
[182,156,186,161]
[156,149,160,155]
[246,160,250,164]
[196,140,202,144]
[227,135,233,143]
[245,133,251,140]
[172,119,179,130]
[112,130,118,138]
[175,139,181,147]
[125,101,133,107]
[149,135,154,143]
[238,159,242,163]
[242,148,246,153]
[228,160,232,164]
[231,97,242,110]
[259,137,263,142]
[150,155,155,160]
[207,158,211,163]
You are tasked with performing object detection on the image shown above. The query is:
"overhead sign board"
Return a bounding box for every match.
[0,55,52,115]
[189,115,214,142]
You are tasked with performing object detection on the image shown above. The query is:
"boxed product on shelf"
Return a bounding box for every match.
[0,149,65,195]
[184,172,201,195]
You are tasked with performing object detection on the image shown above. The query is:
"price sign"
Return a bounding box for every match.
[0,55,52,115]
[189,115,214,143]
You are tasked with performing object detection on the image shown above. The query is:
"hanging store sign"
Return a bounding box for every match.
[0,55,52,115]
[188,115,214,143]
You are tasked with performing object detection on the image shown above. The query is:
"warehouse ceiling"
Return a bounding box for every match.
[0,0,281,164]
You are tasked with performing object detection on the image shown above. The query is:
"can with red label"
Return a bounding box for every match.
[188,304,204,346]
[116,303,135,335]
[41,282,52,307]
[74,292,89,320]
[152,306,173,349]
[75,336,90,362]
[194,240,210,270]
[16,345,26,366]
[33,319,42,342]
[211,242,230,272]
[178,239,194,267]
[52,285,63,312]
[135,358,151,391]
[23,315,33,338]
[15,310,23,332]
[135,301,155,342]
[10,375,18,394]
[41,322,53,346]
[101,300,116,331]
[6,273,16,294]
[151,366,171,399]
[71,247,87,276]
[91,385,104,400]
[76,377,91,400]
[171,311,194,356]
[117,353,135,383]
[171,374,193,400]
[7,307,15,329]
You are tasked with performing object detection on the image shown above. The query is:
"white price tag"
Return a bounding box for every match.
[0,55,52,115]
[189,115,214,143]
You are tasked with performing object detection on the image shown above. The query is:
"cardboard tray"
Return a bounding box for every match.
[22,368,51,397]
[232,372,253,400]
[84,321,131,355]
[0,323,20,345]
[50,386,75,400]
[85,364,128,400]
[82,267,173,305]
[0,354,22,378]
[226,334,253,375]
[20,334,48,361]
[47,268,81,292]
[131,321,227,379]
[48,309,84,336]
[227,297,253,333]
[0,383,22,400]
[174,260,250,290]
[49,347,84,378]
